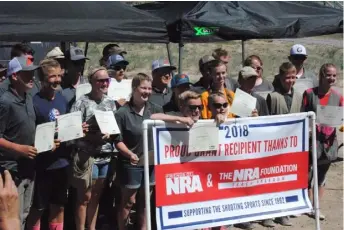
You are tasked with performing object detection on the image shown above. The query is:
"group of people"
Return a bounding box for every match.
[0,42,342,230]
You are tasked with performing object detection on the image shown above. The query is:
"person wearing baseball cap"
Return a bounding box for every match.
[0,64,6,83]
[0,55,39,229]
[163,73,192,114]
[46,47,65,70]
[99,44,127,66]
[149,58,176,107]
[62,46,89,109]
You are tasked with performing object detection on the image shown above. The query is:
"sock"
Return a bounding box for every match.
[49,222,64,230]
[31,223,40,230]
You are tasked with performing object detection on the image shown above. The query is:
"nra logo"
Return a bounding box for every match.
[233,168,259,181]
[166,174,203,195]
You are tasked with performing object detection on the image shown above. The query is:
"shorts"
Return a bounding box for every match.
[119,163,155,189]
[32,166,69,210]
[308,162,331,189]
[92,162,109,179]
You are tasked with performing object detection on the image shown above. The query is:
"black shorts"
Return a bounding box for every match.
[32,166,69,210]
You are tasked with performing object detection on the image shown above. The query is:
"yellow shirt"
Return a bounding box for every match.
[201,88,235,119]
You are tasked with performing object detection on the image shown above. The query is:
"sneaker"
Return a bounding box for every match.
[261,219,276,227]
[235,222,254,229]
[276,216,293,226]
[309,211,326,220]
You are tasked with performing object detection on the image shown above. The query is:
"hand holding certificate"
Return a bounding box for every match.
[188,123,219,153]
[76,83,92,101]
[94,110,120,135]
[35,122,55,153]
[230,88,257,118]
[57,111,84,142]
[316,105,344,127]
[108,79,132,101]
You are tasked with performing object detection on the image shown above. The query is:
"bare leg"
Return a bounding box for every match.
[87,179,106,230]
[75,187,92,230]
[117,187,137,230]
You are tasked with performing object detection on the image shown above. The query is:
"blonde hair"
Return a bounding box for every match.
[131,73,152,91]
[178,90,201,107]
[207,92,226,108]
[319,63,336,80]
[87,66,107,82]
[279,62,295,76]
[37,58,61,81]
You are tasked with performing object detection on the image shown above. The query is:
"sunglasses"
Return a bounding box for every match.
[291,55,306,61]
[213,102,229,109]
[188,104,203,111]
[112,65,126,71]
[96,78,110,84]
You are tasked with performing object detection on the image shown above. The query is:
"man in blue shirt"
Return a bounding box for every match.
[26,58,69,230]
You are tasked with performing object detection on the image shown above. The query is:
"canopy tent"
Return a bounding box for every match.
[136,1,343,43]
[0,2,169,43]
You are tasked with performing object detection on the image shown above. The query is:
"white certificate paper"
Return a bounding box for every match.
[57,111,83,142]
[76,83,92,101]
[230,88,257,117]
[316,105,344,127]
[108,79,132,101]
[188,123,219,153]
[94,110,120,135]
[294,79,314,95]
[35,122,55,153]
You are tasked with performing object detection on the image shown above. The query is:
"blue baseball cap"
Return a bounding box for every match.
[107,54,129,69]
[171,74,191,88]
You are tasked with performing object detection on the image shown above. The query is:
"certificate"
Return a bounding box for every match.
[57,111,83,142]
[294,79,314,95]
[94,110,120,135]
[230,88,257,117]
[76,83,92,101]
[108,79,132,101]
[35,122,55,153]
[316,105,344,127]
[188,123,219,153]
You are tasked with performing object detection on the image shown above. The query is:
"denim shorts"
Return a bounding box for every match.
[92,162,109,180]
[119,163,155,189]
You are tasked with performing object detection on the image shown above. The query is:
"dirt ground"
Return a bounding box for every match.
[233,132,344,230]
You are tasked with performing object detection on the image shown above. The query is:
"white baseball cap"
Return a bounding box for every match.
[46,47,65,59]
[290,44,307,56]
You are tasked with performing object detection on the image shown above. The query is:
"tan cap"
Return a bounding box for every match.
[199,55,216,68]
[239,66,258,79]
[46,47,65,59]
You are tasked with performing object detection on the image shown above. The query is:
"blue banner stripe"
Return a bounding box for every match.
[285,195,299,203]
[168,211,183,219]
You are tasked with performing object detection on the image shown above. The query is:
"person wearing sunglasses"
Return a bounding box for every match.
[149,58,176,107]
[163,73,192,115]
[106,54,129,107]
[243,55,274,92]
[208,92,230,126]
[69,66,115,230]
[200,60,235,119]
[0,64,6,83]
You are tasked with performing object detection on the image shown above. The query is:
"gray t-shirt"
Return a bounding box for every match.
[253,79,274,92]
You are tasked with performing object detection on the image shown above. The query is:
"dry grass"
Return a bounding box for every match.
[79,34,343,87]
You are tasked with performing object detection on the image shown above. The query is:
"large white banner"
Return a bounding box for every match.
[153,114,312,230]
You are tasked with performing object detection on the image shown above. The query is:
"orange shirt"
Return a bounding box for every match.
[201,88,235,119]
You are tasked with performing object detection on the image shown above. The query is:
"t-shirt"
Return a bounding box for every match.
[70,93,117,163]
[201,88,235,119]
[33,92,70,171]
[252,79,274,92]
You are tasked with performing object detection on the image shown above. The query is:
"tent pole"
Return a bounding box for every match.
[166,43,173,66]
[241,40,245,65]
[60,42,66,54]
[178,42,184,74]
[84,42,89,57]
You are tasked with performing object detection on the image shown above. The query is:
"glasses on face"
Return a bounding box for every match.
[291,55,306,61]
[188,104,203,111]
[113,65,126,71]
[252,66,262,71]
[212,102,229,109]
[96,78,110,84]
